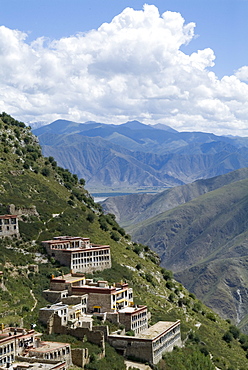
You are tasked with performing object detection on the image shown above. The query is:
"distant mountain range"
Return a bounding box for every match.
[101,167,248,329]
[33,120,248,192]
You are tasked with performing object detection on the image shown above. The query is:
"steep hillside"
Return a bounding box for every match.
[2,113,248,369]
[33,119,248,193]
[102,167,248,227]
[129,176,248,330]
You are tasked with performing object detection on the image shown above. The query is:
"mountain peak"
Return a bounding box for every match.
[121,120,152,130]
[151,123,178,133]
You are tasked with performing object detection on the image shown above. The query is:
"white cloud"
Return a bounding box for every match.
[0,5,248,136]
[235,66,248,82]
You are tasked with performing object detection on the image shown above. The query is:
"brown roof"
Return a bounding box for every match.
[0,214,17,219]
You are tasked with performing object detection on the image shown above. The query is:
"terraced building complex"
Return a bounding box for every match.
[40,273,181,365]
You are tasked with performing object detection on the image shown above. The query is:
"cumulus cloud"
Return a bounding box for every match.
[0,4,248,135]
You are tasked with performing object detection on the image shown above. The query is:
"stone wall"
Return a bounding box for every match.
[43,290,67,303]
[47,250,72,269]
[108,335,153,363]
[71,348,89,368]
[87,292,112,312]
[106,312,119,325]
[8,204,39,217]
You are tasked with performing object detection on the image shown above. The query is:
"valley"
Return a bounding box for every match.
[102,168,248,332]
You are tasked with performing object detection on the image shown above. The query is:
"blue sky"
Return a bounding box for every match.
[0,0,248,135]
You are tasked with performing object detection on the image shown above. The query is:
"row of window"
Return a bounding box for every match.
[42,347,70,360]
[131,311,147,321]
[72,255,110,265]
[72,262,110,269]
[72,250,109,258]
[131,319,147,329]
[0,354,14,364]
[0,218,16,225]
[0,225,17,232]
[51,243,70,249]
[0,343,14,355]
[153,326,180,349]
[153,333,181,358]
[50,242,91,250]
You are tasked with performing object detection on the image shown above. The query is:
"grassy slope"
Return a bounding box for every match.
[0,114,248,369]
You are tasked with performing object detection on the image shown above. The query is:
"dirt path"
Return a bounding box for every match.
[30,289,37,312]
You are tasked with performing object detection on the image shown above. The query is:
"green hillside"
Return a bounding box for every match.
[1,113,248,369]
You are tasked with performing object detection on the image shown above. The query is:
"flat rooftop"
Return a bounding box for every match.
[137,321,180,340]
[12,361,65,370]
[39,304,68,311]
[32,341,69,352]
[118,306,146,314]
[51,274,85,283]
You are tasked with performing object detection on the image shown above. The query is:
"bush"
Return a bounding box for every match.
[145,273,154,284]
[161,267,173,281]
[223,331,233,343]
[168,293,175,302]
[41,167,50,177]
[99,217,108,231]
[166,281,174,290]
[229,325,240,339]
[192,302,202,313]
[200,347,209,356]
[125,330,135,336]
[206,312,216,322]
[133,245,143,255]
[189,292,196,300]
[87,213,95,223]
[111,231,120,241]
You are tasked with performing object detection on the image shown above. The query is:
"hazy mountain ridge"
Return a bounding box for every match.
[33,119,248,191]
